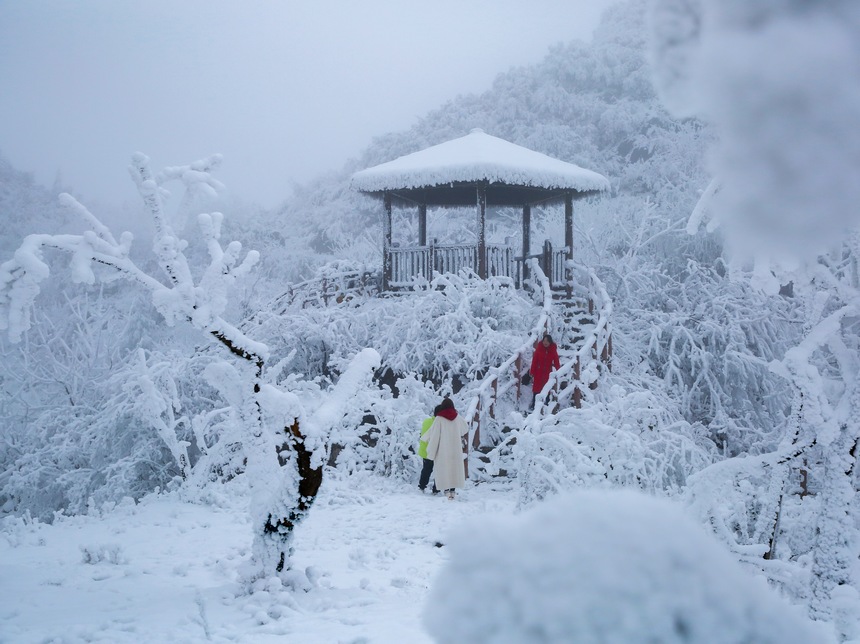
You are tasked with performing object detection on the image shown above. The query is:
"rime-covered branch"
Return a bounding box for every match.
[1,155,266,371]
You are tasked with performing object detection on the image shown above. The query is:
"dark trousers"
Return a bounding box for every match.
[418,458,437,492]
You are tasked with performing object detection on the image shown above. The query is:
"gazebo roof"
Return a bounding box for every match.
[350,128,610,206]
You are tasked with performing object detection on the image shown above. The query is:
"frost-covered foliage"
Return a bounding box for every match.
[0,154,260,521]
[0,152,378,585]
[0,155,71,253]
[617,259,797,454]
[650,0,860,635]
[326,373,438,482]
[0,156,161,518]
[0,286,179,518]
[254,272,535,384]
[683,450,819,601]
[426,489,834,644]
[506,373,716,508]
[1,346,202,520]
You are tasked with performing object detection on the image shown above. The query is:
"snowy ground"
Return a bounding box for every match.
[1,474,515,643]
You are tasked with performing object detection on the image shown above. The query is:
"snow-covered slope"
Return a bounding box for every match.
[0,475,515,643]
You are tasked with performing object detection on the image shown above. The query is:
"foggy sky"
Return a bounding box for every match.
[0,1,616,209]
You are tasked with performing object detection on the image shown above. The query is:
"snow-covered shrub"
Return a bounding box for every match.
[2,408,179,521]
[80,543,128,565]
[255,272,536,385]
[0,290,233,521]
[682,448,821,604]
[510,376,715,508]
[326,373,440,482]
[612,260,797,455]
[424,489,835,643]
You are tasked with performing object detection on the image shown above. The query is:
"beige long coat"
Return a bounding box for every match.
[424,414,468,490]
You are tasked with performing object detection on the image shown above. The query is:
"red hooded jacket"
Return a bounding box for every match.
[530,340,560,393]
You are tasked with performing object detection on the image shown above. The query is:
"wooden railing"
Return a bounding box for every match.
[462,260,554,451]
[540,263,613,411]
[389,241,566,289]
[463,260,613,462]
[262,240,568,314]
[434,244,477,277]
[487,245,514,279]
[269,269,380,313]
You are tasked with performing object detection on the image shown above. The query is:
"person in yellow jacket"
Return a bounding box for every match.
[424,397,469,500]
[418,404,441,493]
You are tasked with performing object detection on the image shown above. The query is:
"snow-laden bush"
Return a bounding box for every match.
[424,489,835,644]
[0,344,207,520]
[255,272,536,384]
[326,373,440,481]
[80,543,128,565]
[682,449,821,605]
[503,375,715,508]
[610,258,797,455]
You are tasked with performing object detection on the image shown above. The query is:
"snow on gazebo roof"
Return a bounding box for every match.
[350,128,610,197]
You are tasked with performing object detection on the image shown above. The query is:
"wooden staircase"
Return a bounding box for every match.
[462,263,613,478]
[552,291,595,358]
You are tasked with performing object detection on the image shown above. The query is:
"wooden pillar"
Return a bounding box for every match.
[515,354,523,402]
[543,239,553,288]
[565,192,574,260]
[383,192,392,291]
[564,192,574,287]
[522,204,531,285]
[418,203,427,247]
[477,184,487,279]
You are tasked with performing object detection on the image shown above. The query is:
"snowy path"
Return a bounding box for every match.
[0,476,516,643]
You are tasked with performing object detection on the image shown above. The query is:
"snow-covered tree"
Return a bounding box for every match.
[0,153,381,583]
[650,0,860,635]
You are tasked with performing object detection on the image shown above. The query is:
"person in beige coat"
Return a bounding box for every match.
[424,397,469,500]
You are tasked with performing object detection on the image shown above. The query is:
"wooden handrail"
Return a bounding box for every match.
[386,242,565,289]
[463,258,554,450]
[267,269,380,313]
[464,260,613,460]
[536,262,613,411]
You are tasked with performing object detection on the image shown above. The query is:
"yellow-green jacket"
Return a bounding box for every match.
[418,416,434,459]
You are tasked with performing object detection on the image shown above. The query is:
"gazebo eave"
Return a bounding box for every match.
[359,181,601,208]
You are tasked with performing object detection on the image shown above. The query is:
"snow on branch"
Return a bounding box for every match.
[0,226,160,341]
[304,347,381,463]
[0,154,266,365]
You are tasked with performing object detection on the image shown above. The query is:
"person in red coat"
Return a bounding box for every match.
[530,333,560,406]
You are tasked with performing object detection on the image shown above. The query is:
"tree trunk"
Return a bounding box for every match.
[264,419,324,573]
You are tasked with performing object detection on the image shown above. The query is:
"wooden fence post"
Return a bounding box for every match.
[607,333,613,372]
[490,378,497,420]
[472,398,481,452]
[515,354,522,402]
[542,239,553,289]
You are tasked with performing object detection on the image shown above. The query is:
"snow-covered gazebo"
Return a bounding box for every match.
[350,128,610,290]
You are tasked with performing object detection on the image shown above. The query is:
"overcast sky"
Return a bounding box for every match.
[0,1,616,209]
